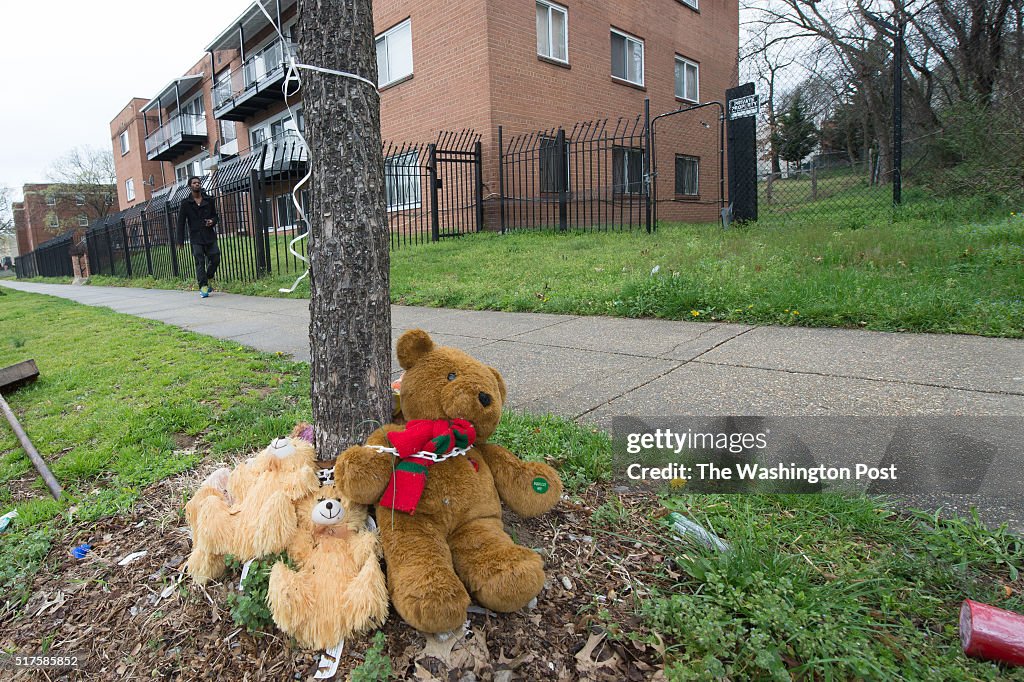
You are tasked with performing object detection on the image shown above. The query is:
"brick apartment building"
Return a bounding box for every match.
[112,0,738,229]
[110,98,174,209]
[12,184,117,256]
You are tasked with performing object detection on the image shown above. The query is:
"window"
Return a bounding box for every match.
[376,19,413,87]
[384,150,421,211]
[536,1,568,63]
[45,195,57,206]
[179,95,206,135]
[675,155,699,196]
[220,120,237,144]
[537,136,571,194]
[611,29,644,86]
[270,115,299,141]
[47,215,59,228]
[613,146,645,194]
[119,130,130,155]
[174,153,208,185]
[74,193,85,205]
[250,127,267,148]
[679,0,699,9]
[78,214,89,227]
[125,178,136,202]
[276,194,296,229]
[675,56,699,102]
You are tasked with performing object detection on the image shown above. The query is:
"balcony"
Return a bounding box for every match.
[145,113,208,162]
[214,40,297,121]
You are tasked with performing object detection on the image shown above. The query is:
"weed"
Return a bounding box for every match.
[350,631,392,682]
[225,554,292,635]
[591,497,629,528]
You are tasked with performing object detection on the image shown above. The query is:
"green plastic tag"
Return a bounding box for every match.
[532,477,550,494]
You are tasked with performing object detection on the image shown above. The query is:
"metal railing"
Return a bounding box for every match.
[144,113,208,155]
[214,40,297,110]
[14,232,74,278]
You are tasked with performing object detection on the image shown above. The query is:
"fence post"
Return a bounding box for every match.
[140,210,154,276]
[104,224,115,276]
[474,140,484,233]
[556,127,567,231]
[165,205,180,278]
[810,164,818,201]
[644,98,653,233]
[892,15,904,206]
[120,218,133,277]
[86,231,96,278]
[250,168,269,275]
[498,126,506,234]
[428,143,440,242]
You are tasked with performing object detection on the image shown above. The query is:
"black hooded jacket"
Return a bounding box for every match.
[177,192,220,245]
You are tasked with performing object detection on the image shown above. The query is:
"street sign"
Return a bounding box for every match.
[728,94,760,120]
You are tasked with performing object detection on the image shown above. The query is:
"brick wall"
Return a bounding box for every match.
[110,98,172,208]
[13,184,114,254]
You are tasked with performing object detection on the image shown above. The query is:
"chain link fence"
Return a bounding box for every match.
[738,0,1024,222]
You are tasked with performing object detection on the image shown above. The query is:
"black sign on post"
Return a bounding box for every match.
[726,83,758,222]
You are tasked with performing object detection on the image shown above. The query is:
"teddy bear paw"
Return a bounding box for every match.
[471,547,546,613]
[393,579,470,634]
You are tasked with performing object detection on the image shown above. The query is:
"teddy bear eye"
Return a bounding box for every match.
[447,372,457,381]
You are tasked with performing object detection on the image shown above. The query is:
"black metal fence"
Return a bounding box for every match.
[19,111,735,282]
[388,130,482,248]
[63,130,482,285]
[14,232,74,278]
[499,116,650,232]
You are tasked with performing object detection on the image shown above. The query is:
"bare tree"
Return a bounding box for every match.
[298,0,392,460]
[43,145,116,234]
[0,186,14,239]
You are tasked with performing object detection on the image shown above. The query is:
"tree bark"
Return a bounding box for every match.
[298,0,392,461]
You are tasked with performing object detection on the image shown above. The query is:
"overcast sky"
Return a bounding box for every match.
[0,1,253,201]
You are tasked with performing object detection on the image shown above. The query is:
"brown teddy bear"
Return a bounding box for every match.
[335,329,563,634]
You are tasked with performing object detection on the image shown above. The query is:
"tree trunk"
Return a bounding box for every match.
[298,0,392,461]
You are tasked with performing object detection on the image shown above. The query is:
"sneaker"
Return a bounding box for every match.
[200,286,210,298]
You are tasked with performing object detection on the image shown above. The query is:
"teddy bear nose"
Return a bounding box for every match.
[325,501,334,510]
[479,392,492,407]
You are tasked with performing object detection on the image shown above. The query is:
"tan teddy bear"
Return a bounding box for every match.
[335,329,563,634]
[184,435,320,584]
[268,480,388,649]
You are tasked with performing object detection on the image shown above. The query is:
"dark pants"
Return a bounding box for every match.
[191,241,221,288]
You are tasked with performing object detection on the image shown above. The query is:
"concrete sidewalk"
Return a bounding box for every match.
[3,280,1023,529]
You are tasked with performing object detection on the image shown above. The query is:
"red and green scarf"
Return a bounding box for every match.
[379,419,476,514]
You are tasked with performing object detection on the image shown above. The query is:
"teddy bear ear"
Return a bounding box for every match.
[397,329,435,369]
[489,366,507,403]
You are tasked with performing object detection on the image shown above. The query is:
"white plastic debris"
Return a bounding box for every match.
[117,551,148,566]
[313,639,344,679]
[238,558,255,590]
[0,509,17,533]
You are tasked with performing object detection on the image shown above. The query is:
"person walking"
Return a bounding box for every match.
[177,176,221,298]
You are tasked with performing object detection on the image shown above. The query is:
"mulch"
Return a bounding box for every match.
[0,464,678,681]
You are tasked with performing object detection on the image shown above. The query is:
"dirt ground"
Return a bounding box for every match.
[1,464,676,681]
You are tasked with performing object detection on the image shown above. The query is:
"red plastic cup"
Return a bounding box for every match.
[960,599,1024,666]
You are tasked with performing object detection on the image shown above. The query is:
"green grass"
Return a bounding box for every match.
[1,289,1022,677]
[641,495,1024,680]
[32,194,1023,337]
